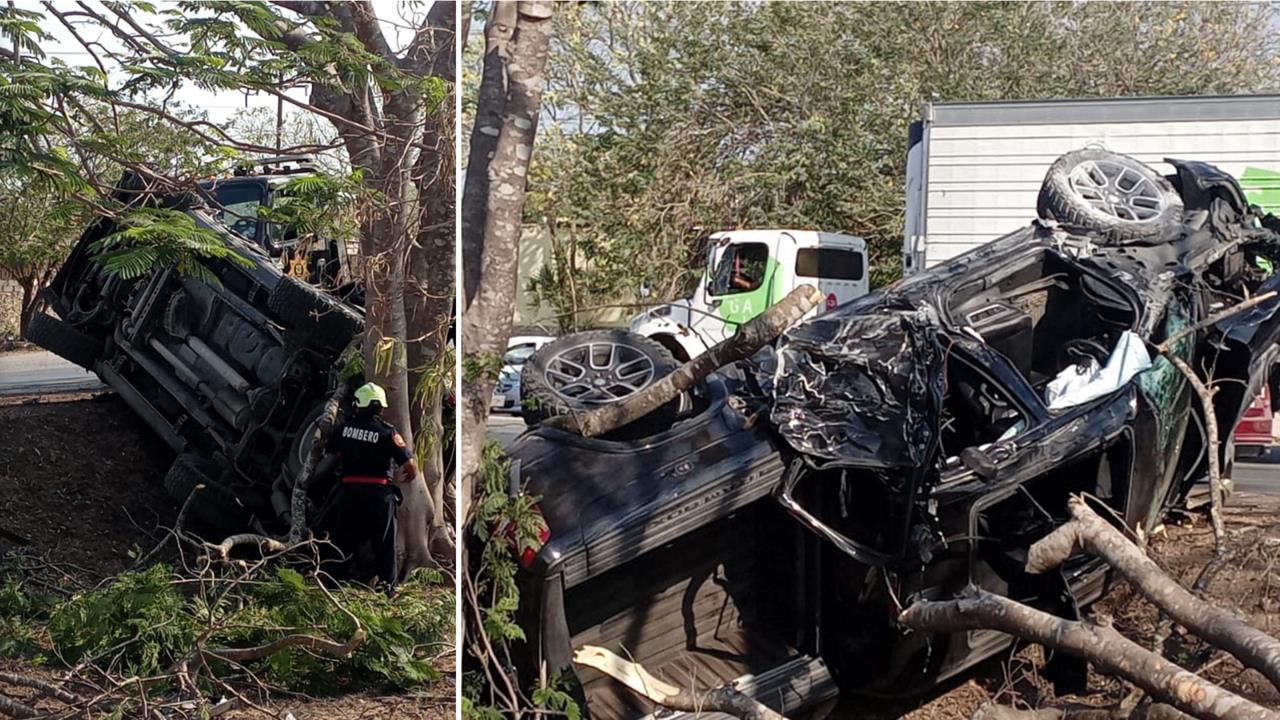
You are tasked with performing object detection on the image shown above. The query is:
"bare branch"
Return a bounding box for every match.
[900,590,1279,720]
[544,284,824,436]
[1027,496,1280,692]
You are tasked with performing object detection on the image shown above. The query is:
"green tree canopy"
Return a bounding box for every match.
[526,1,1280,324]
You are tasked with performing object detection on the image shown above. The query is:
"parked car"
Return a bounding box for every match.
[496,150,1280,717]
[25,170,363,532]
[491,335,554,414]
[1234,384,1275,457]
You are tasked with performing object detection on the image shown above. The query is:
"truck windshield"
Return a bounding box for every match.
[709,242,769,296]
[210,182,267,241]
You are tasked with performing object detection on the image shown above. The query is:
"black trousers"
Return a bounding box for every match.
[322,483,400,590]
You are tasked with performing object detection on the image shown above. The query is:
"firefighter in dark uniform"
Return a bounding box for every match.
[322,382,417,596]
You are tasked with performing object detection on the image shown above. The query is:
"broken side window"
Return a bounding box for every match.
[939,354,1027,472]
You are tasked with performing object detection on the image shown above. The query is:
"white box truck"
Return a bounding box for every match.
[904,94,1280,274]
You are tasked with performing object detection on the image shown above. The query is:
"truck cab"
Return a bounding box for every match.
[199,155,353,292]
[630,230,868,360]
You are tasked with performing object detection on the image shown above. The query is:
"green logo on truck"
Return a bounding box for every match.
[1241,167,1280,214]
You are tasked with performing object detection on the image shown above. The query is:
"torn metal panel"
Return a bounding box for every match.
[771,309,944,468]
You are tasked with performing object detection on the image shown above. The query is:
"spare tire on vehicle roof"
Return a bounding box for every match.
[520,329,680,437]
[267,275,363,354]
[1037,149,1183,245]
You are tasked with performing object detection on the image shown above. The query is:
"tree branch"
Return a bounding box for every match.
[543,284,824,437]
[402,0,457,79]
[900,589,1279,720]
[1027,496,1280,692]
[198,579,364,663]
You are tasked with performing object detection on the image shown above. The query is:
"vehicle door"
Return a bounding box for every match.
[699,238,777,342]
[932,338,1142,625]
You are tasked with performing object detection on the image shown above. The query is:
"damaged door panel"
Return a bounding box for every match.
[490,150,1280,716]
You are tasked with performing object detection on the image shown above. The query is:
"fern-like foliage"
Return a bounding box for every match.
[90,208,251,283]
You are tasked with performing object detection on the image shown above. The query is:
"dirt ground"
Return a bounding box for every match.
[835,491,1280,719]
[0,395,454,720]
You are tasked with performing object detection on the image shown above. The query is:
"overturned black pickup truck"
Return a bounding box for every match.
[25,170,363,533]
[501,150,1280,718]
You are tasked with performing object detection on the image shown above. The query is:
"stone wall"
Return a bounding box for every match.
[0,272,24,335]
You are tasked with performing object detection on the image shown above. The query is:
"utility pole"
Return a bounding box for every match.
[275,71,284,152]
[275,93,283,152]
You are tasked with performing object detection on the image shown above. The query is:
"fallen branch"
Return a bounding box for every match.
[0,672,83,705]
[573,645,787,720]
[197,579,365,663]
[0,693,36,719]
[899,589,1279,720]
[971,701,1189,720]
[1027,496,1280,692]
[203,534,287,562]
[544,284,824,437]
[1164,354,1227,549]
[1147,292,1277,553]
[1153,291,1277,356]
[134,483,203,569]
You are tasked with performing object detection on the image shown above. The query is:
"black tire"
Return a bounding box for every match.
[267,276,363,354]
[520,329,680,435]
[24,313,100,370]
[163,454,255,531]
[1037,149,1183,245]
[284,401,341,499]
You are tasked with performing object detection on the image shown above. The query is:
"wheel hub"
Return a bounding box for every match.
[1067,159,1166,222]
[544,341,657,405]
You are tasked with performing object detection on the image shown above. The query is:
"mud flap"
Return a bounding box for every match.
[1038,567,1089,696]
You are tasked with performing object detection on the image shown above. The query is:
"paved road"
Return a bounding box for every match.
[0,350,104,396]
[1233,460,1280,494]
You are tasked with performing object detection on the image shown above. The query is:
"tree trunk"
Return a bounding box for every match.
[1027,496,1280,692]
[459,0,554,522]
[899,590,1280,720]
[18,278,34,338]
[543,284,824,437]
[16,272,47,338]
[407,86,457,563]
[361,168,434,573]
[460,0,517,307]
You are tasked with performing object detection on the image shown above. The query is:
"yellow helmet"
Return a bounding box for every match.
[354,382,388,409]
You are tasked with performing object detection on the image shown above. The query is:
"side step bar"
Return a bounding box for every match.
[636,655,838,720]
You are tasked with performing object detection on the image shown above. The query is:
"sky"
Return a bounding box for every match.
[21,1,425,128]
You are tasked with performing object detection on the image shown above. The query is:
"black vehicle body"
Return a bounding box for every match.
[33,173,363,532]
[502,157,1280,718]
